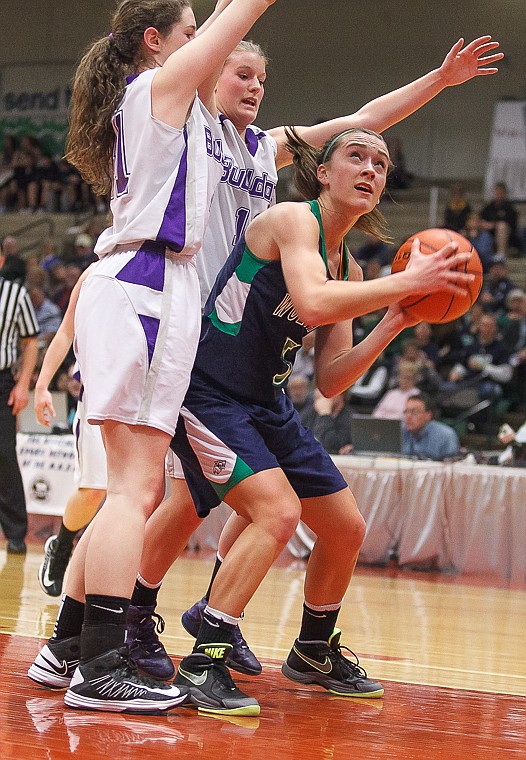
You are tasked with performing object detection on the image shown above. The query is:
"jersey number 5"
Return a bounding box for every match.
[273,336,301,387]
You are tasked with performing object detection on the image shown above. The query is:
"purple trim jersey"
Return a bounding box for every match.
[95,69,224,259]
[196,114,278,306]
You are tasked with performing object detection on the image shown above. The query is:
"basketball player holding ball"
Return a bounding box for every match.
[164,127,474,714]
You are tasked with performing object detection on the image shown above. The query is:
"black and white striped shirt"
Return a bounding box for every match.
[0,277,39,370]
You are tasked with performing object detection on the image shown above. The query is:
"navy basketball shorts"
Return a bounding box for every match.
[170,377,348,517]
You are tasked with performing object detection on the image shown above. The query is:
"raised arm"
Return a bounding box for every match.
[269,36,503,169]
[34,267,92,426]
[153,0,277,127]
[196,0,236,114]
[196,0,235,36]
[255,204,474,329]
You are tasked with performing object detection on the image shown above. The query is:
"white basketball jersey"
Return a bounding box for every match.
[196,114,278,305]
[95,68,224,259]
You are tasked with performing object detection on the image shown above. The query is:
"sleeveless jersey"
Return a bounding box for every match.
[191,200,349,406]
[95,68,224,258]
[196,115,278,306]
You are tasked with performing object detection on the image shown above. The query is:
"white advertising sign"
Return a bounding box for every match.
[484,100,526,201]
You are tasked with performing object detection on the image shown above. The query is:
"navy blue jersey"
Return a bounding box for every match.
[191,200,349,406]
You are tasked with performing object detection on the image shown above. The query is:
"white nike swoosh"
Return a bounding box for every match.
[91,604,124,614]
[42,653,79,676]
[42,560,54,589]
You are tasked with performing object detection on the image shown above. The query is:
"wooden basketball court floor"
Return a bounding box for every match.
[1,541,525,759]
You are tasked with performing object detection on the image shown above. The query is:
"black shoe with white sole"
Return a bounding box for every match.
[64,647,189,714]
[28,635,81,689]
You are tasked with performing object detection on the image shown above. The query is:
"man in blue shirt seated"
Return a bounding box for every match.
[402,393,460,460]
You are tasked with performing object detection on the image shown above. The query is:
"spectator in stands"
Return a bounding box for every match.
[498,287,526,331]
[11,135,42,212]
[67,233,97,271]
[506,288,526,318]
[37,154,62,213]
[0,253,26,284]
[436,301,485,374]
[38,239,62,273]
[413,321,440,366]
[462,211,494,272]
[479,255,518,315]
[24,257,48,292]
[402,393,460,460]
[0,235,18,258]
[29,286,63,347]
[0,134,18,171]
[300,388,353,455]
[46,261,68,301]
[52,264,82,314]
[0,136,18,212]
[501,290,526,411]
[290,332,315,381]
[445,312,512,404]
[349,354,389,411]
[390,336,442,395]
[496,420,526,467]
[286,373,313,415]
[372,360,420,420]
[443,183,472,233]
[480,182,520,257]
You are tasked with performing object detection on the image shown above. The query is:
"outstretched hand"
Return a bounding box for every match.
[439,36,503,85]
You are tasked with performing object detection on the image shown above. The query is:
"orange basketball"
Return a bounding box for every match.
[390,228,483,324]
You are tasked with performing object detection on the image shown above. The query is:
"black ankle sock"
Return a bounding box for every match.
[80,594,130,662]
[56,523,78,552]
[194,610,237,652]
[130,578,160,608]
[298,603,341,644]
[51,595,85,641]
[204,556,223,601]
[81,623,127,662]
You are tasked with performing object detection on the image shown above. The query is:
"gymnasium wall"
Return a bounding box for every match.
[0,0,524,180]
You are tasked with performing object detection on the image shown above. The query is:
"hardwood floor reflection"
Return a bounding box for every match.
[1,543,525,758]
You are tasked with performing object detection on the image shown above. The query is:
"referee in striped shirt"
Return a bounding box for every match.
[0,239,39,554]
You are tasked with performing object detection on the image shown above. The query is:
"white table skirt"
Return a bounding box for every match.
[18,434,526,581]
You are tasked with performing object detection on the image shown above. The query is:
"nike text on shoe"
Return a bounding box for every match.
[64,647,189,714]
[174,652,260,716]
[38,535,72,597]
[281,629,384,698]
[181,598,262,676]
[126,605,175,681]
[28,636,81,689]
